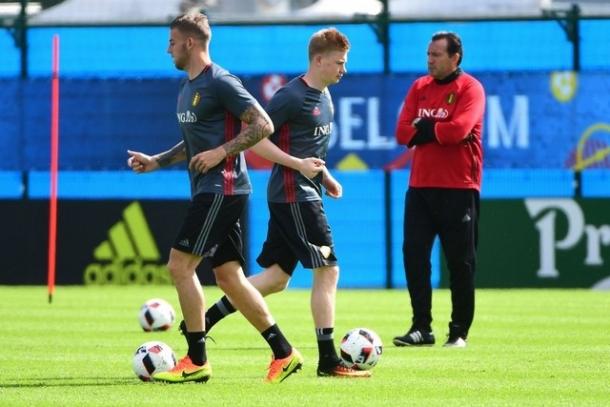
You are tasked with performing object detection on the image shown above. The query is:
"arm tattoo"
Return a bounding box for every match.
[223,105,273,157]
[156,141,186,167]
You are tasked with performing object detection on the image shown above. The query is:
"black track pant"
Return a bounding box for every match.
[403,187,479,338]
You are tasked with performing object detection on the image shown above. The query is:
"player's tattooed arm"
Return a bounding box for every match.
[189,104,274,174]
[127,141,186,174]
[155,141,187,167]
[223,104,274,156]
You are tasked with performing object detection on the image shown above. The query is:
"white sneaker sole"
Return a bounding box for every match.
[443,338,467,348]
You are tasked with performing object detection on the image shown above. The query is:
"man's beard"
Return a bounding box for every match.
[174,44,188,70]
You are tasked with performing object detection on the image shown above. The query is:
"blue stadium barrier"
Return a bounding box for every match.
[581,20,610,69]
[481,169,574,198]
[0,172,23,198]
[28,170,190,199]
[391,21,572,71]
[248,170,388,288]
[22,24,381,77]
[324,171,387,287]
[582,170,610,197]
[0,30,20,77]
[2,20,609,77]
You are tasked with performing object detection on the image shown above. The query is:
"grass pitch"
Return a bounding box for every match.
[1,286,609,406]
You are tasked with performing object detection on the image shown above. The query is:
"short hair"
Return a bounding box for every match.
[308,28,350,61]
[431,31,463,65]
[170,12,211,46]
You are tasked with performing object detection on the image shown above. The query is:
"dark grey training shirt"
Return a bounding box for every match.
[176,63,258,196]
[266,76,334,203]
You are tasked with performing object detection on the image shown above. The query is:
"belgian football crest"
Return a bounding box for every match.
[446,92,456,104]
[191,91,201,107]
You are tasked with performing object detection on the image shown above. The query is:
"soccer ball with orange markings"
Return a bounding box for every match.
[138,298,175,332]
[339,328,383,370]
[132,341,176,381]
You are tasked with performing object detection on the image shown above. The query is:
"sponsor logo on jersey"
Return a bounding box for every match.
[177,110,198,123]
[417,107,449,119]
[313,123,332,136]
[313,106,321,116]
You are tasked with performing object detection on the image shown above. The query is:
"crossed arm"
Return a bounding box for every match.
[396,81,485,148]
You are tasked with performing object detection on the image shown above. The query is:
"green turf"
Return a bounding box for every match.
[1,286,609,406]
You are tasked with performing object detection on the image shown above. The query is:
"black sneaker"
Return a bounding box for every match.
[443,335,467,348]
[393,329,435,346]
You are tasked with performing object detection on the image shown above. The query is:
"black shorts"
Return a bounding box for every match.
[173,193,247,268]
[256,200,337,275]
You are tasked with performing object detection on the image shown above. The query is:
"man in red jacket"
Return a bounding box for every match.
[393,31,485,348]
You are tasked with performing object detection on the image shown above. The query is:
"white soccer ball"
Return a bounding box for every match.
[339,328,383,370]
[138,298,175,332]
[132,341,176,381]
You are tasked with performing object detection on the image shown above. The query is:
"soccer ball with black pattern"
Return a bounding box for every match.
[132,341,176,381]
[138,298,175,332]
[340,328,383,370]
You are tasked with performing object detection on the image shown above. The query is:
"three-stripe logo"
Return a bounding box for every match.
[83,202,169,285]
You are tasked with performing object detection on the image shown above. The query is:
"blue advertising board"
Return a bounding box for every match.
[242,71,610,170]
[1,71,609,171]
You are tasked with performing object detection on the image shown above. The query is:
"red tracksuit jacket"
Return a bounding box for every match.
[395,72,485,191]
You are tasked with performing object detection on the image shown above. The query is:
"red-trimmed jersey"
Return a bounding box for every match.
[395,72,485,190]
[265,76,333,203]
[177,63,255,196]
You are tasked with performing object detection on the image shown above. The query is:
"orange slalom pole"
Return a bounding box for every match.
[48,34,60,303]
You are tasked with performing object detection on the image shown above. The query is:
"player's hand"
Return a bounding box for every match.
[189,147,227,173]
[127,150,160,173]
[408,117,436,147]
[323,172,342,199]
[297,157,325,179]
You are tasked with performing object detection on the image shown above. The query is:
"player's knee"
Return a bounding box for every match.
[166,260,187,281]
[316,265,339,285]
[269,274,290,293]
[213,271,236,292]
[213,261,245,291]
[328,265,339,282]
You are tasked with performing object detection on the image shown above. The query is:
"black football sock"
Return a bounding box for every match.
[185,331,207,366]
[316,327,341,367]
[261,324,292,359]
[205,296,236,332]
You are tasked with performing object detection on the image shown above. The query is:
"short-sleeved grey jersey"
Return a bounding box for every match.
[266,76,334,203]
[176,63,257,196]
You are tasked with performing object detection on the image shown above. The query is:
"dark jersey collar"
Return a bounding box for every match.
[189,64,212,82]
[434,68,462,85]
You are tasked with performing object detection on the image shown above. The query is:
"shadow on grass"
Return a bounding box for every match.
[212,345,317,351]
[0,377,138,388]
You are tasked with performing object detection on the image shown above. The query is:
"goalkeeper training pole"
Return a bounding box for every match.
[48,34,60,304]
